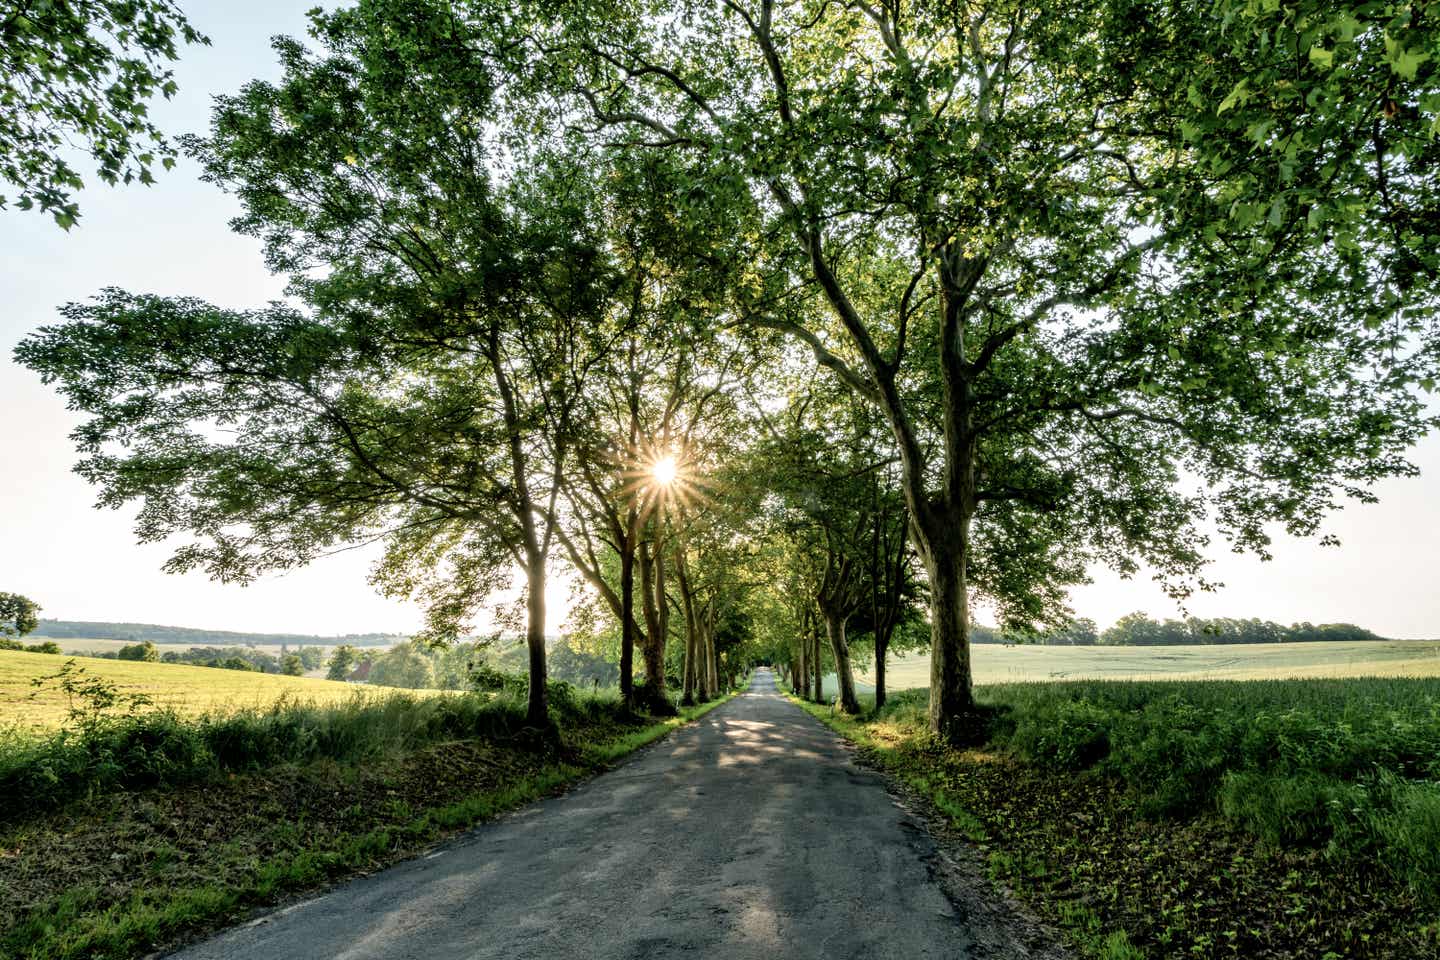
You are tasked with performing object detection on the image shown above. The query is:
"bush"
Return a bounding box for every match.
[1002,698,1114,771]
[117,641,158,662]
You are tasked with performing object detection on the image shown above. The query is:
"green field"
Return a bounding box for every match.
[0,650,397,733]
[851,638,1440,693]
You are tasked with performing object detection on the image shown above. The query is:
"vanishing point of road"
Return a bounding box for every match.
[168,669,982,959]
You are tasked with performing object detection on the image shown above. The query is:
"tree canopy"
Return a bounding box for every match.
[14,0,1440,738]
[0,592,41,639]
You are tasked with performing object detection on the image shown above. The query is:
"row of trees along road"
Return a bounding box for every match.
[14,0,1440,740]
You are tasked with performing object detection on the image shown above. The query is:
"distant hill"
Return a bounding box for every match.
[29,619,408,647]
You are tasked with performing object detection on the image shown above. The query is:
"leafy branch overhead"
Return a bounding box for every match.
[0,0,208,227]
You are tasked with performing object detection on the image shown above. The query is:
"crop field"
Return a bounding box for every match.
[851,638,1440,693]
[0,650,397,733]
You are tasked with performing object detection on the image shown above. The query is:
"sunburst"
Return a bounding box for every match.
[615,442,708,518]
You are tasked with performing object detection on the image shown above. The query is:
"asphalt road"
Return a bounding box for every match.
[168,669,978,960]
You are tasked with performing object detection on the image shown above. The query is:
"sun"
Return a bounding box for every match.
[651,454,678,487]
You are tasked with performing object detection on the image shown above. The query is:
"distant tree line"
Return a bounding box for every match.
[80,642,328,674]
[1098,614,1386,646]
[29,619,406,647]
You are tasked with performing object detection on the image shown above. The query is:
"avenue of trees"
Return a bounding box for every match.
[13,0,1440,739]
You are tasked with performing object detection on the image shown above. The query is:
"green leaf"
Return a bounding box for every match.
[1217,79,1249,115]
[1307,46,1333,70]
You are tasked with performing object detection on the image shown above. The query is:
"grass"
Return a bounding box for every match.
[0,674,749,960]
[1,649,401,733]
[852,639,1440,692]
[785,675,1440,959]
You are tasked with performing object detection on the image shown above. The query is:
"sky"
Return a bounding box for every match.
[1,1,1437,639]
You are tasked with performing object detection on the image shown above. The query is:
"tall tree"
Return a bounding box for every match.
[1,0,207,227]
[0,592,41,639]
[15,0,614,725]
[537,0,1440,738]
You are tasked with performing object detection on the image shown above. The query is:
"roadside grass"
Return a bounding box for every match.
[0,677,747,960]
[1,649,401,733]
[782,675,1440,960]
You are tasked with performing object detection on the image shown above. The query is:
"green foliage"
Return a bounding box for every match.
[980,677,1440,900]
[280,654,304,677]
[1100,612,1386,645]
[0,592,41,639]
[367,642,434,690]
[0,0,208,227]
[117,640,159,662]
[326,644,359,681]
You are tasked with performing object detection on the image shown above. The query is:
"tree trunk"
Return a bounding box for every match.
[675,550,699,705]
[873,622,891,711]
[703,604,718,700]
[823,612,861,713]
[922,536,975,739]
[619,538,636,708]
[795,621,807,697]
[681,610,698,706]
[809,621,822,702]
[524,556,549,727]
[638,539,675,714]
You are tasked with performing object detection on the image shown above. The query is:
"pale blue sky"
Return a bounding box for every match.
[1,1,1436,637]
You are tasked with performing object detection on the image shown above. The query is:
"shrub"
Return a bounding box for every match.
[1002,698,1115,771]
[117,641,159,662]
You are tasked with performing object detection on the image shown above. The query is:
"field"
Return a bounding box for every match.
[850,638,1440,693]
[0,649,394,733]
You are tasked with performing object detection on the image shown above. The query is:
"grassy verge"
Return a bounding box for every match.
[780,676,1440,960]
[0,681,745,960]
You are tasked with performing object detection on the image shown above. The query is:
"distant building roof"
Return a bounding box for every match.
[347,660,372,683]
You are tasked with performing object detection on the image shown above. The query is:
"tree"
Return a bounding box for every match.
[541,0,1440,739]
[1,0,208,227]
[551,148,761,712]
[0,592,41,639]
[369,641,434,689]
[281,653,305,676]
[117,640,158,661]
[16,0,620,726]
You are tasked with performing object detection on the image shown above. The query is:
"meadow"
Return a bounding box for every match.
[850,638,1440,694]
[0,649,395,733]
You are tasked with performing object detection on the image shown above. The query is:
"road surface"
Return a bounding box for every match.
[168,669,983,959]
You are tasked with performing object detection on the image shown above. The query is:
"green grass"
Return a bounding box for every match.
[785,674,1440,958]
[0,676,748,960]
[1,649,405,733]
[853,639,1440,692]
